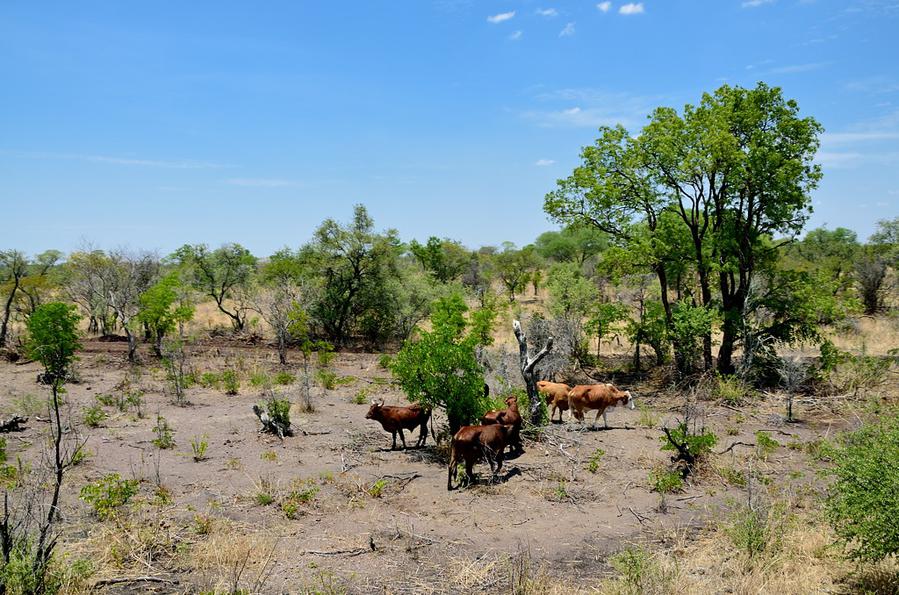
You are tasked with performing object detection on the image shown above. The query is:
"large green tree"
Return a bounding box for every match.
[546,83,822,374]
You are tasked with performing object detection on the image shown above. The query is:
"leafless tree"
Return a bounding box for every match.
[0,250,27,347]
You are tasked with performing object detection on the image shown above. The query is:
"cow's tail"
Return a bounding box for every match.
[429,409,437,443]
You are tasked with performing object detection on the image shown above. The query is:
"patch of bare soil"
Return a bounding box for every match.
[0,342,861,593]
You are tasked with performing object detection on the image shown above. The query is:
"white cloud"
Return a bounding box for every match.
[596,2,612,12]
[522,88,658,129]
[536,8,558,17]
[509,30,523,40]
[559,22,576,36]
[767,62,827,74]
[487,11,515,23]
[821,131,899,146]
[535,159,556,166]
[742,0,775,7]
[618,2,644,14]
[225,178,298,188]
[4,150,226,169]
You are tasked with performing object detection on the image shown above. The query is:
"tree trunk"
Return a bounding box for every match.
[513,320,553,426]
[278,336,287,366]
[0,277,20,347]
[124,327,137,363]
[717,309,739,375]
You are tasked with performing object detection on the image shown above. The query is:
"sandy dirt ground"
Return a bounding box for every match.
[0,340,857,593]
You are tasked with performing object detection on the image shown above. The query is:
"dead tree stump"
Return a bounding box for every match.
[513,320,553,426]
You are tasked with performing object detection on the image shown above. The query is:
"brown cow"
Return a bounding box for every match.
[365,400,432,450]
[567,383,635,429]
[537,380,572,423]
[480,395,523,454]
[447,424,515,490]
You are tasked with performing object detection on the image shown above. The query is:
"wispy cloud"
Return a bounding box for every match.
[225,178,300,188]
[846,76,899,94]
[4,150,226,169]
[509,30,523,40]
[821,131,899,146]
[522,88,659,129]
[487,11,515,23]
[559,22,576,36]
[742,0,775,7]
[535,159,556,166]
[536,8,558,17]
[596,2,612,12]
[767,62,827,74]
[619,2,644,14]
[817,109,899,169]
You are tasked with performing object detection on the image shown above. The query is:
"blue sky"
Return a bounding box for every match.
[1,0,897,256]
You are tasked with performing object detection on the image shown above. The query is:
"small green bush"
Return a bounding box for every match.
[725,502,785,559]
[367,479,389,498]
[190,435,209,462]
[274,371,296,385]
[266,397,291,429]
[82,404,108,428]
[316,370,337,390]
[608,547,659,592]
[755,431,780,460]
[221,369,240,395]
[152,415,175,449]
[378,354,393,370]
[650,468,684,494]
[826,417,899,561]
[586,448,605,474]
[79,473,139,519]
[352,388,369,405]
[199,371,221,388]
[660,422,718,460]
[250,371,271,388]
[715,374,751,406]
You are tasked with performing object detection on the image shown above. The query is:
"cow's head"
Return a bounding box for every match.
[623,390,636,410]
[365,399,384,419]
[505,395,518,408]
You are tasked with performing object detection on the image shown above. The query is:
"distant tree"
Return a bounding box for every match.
[495,244,538,302]
[301,205,401,346]
[64,249,116,335]
[534,225,608,265]
[137,272,195,357]
[587,302,629,356]
[547,83,822,374]
[855,217,899,314]
[173,243,257,332]
[409,237,470,283]
[545,263,598,318]
[16,250,63,318]
[0,250,27,347]
[99,250,159,362]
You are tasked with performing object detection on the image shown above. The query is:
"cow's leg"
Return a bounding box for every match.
[594,409,603,427]
[391,431,397,450]
[418,421,427,447]
[603,410,610,429]
[398,429,407,450]
[465,458,475,486]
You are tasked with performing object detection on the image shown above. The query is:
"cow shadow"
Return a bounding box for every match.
[461,467,522,489]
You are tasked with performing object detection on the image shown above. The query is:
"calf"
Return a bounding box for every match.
[567,383,635,429]
[537,380,572,423]
[480,395,523,454]
[447,424,515,490]
[365,400,432,450]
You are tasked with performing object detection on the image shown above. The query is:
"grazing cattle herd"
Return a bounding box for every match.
[365,383,637,490]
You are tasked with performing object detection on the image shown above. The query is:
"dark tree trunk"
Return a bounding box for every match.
[0,277,20,346]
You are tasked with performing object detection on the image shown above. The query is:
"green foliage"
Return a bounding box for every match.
[79,473,139,519]
[586,448,605,474]
[82,404,107,428]
[715,375,751,406]
[649,468,684,494]
[221,369,240,395]
[249,371,271,389]
[265,396,291,429]
[25,302,81,382]
[352,389,369,405]
[545,262,598,318]
[826,416,899,561]
[627,301,669,366]
[378,354,393,370]
[136,272,194,354]
[754,431,780,460]
[274,371,295,385]
[670,303,715,374]
[587,302,629,355]
[494,244,538,302]
[391,293,494,433]
[534,224,608,264]
[152,415,175,449]
[725,503,784,559]
[190,435,209,462]
[636,404,659,429]
[316,370,338,390]
[409,237,469,282]
[608,546,667,593]
[660,422,718,460]
[367,478,389,498]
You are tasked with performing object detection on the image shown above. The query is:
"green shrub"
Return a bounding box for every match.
[367,479,389,498]
[190,435,209,462]
[378,354,393,370]
[352,389,369,405]
[608,547,664,593]
[82,404,108,428]
[79,473,139,519]
[255,491,274,506]
[221,369,240,395]
[95,393,116,407]
[199,371,221,388]
[725,502,785,559]
[316,370,337,390]
[274,371,296,385]
[586,448,605,474]
[637,404,659,429]
[152,415,175,449]
[249,371,271,388]
[265,397,291,430]
[826,417,899,561]
[755,431,780,460]
[660,422,718,460]
[715,374,751,406]
[649,468,684,494]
